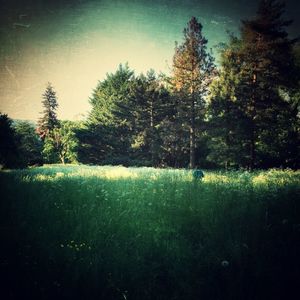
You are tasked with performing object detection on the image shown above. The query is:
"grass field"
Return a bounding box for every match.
[1,165,300,300]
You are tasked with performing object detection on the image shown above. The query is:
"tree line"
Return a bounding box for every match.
[1,0,299,170]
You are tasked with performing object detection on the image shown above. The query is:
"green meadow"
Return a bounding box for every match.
[1,165,300,299]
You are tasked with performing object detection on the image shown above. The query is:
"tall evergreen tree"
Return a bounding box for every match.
[209,0,298,169]
[88,64,134,126]
[37,83,59,140]
[207,36,251,169]
[172,17,215,168]
[81,64,135,165]
[115,70,171,165]
[238,0,297,169]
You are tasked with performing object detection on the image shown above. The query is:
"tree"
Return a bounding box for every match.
[208,0,299,169]
[37,82,59,140]
[0,113,19,168]
[172,17,215,168]
[80,64,179,167]
[14,121,43,166]
[207,36,251,169]
[238,0,298,169]
[83,64,135,165]
[43,121,79,164]
[115,70,171,166]
[88,64,134,126]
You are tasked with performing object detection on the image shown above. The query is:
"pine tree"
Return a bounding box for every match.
[208,0,298,169]
[207,36,251,169]
[83,64,135,165]
[172,17,215,168]
[238,0,297,169]
[88,64,134,126]
[37,83,59,140]
[117,70,170,165]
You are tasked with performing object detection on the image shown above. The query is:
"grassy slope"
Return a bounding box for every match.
[1,165,300,300]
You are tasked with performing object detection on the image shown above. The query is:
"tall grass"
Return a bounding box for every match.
[1,165,300,299]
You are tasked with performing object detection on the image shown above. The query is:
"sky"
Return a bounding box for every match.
[0,0,299,121]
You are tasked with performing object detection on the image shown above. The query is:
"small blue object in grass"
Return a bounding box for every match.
[193,169,204,180]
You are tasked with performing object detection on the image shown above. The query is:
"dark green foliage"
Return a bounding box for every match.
[14,121,43,166]
[79,60,213,168]
[157,115,189,167]
[116,70,172,166]
[88,63,134,126]
[36,84,80,165]
[208,0,299,170]
[238,0,298,169]
[80,64,177,167]
[76,124,107,165]
[207,36,253,169]
[77,123,131,166]
[42,120,79,164]
[1,116,43,169]
[37,83,59,140]
[75,4,298,169]
[0,113,20,168]
[80,64,134,165]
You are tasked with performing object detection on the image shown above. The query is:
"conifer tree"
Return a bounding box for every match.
[117,70,170,165]
[82,64,134,165]
[37,83,59,140]
[208,0,298,169]
[238,0,297,169]
[172,17,215,168]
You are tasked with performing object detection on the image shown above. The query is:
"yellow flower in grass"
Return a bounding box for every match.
[203,174,230,184]
[252,174,268,186]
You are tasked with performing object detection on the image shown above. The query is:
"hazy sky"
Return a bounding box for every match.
[0,0,299,121]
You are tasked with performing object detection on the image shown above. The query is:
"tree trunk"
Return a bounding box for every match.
[150,99,154,165]
[249,71,257,171]
[150,99,154,129]
[60,154,65,165]
[249,134,255,171]
[189,98,195,169]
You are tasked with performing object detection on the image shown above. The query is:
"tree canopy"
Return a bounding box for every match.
[1,1,299,170]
